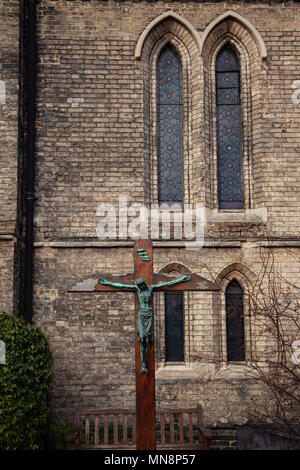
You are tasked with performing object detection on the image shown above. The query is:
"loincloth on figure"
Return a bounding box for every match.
[137,307,154,343]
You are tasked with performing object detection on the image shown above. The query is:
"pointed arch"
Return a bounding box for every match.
[200,10,267,59]
[215,44,244,209]
[215,262,257,287]
[158,262,192,275]
[134,11,202,60]
[136,14,202,207]
[213,262,255,364]
[202,12,267,210]
[225,278,246,361]
[156,44,184,203]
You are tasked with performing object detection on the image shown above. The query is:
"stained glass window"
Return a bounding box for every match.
[225,280,245,362]
[157,45,184,204]
[216,46,244,209]
[165,291,184,362]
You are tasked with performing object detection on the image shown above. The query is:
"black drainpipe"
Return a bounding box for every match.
[23,0,37,323]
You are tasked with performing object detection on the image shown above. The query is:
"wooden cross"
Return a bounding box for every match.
[69,239,220,450]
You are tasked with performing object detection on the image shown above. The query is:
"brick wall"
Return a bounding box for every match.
[0,0,19,235]
[32,242,300,427]
[34,1,300,240]
[0,0,20,314]
[30,0,300,428]
[1,0,300,432]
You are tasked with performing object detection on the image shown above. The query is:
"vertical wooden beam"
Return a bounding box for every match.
[170,414,175,443]
[123,414,128,444]
[75,408,80,448]
[85,415,90,445]
[179,413,184,443]
[94,415,99,445]
[160,413,165,446]
[104,415,108,445]
[134,239,156,450]
[188,413,193,443]
[113,414,118,445]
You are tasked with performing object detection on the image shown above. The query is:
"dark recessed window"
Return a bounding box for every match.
[157,44,184,205]
[165,291,184,362]
[216,46,244,209]
[225,279,245,362]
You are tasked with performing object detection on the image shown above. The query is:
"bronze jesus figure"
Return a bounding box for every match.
[98,275,191,374]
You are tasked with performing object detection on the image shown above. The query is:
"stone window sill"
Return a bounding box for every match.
[207,207,267,224]
[156,364,199,380]
[214,363,260,380]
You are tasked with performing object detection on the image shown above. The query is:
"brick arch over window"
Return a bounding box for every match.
[158,262,192,275]
[215,261,257,287]
[134,13,202,206]
[202,12,267,210]
[200,11,267,59]
[134,11,201,60]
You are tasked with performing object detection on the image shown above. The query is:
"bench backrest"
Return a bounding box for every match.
[74,404,212,450]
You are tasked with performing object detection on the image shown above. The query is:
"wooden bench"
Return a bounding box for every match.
[73,404,212,450]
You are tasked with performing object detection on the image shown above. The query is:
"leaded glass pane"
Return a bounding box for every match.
[216,47,239,72]
[217,88,240,105]
[157,45,183,203]
[216,46,244,209]
[216,72,240,89]
[226,280,245,362]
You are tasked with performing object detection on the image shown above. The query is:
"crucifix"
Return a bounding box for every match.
[69,239,220,450]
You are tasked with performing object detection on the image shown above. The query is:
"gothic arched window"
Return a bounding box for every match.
[216,46,244,209]
[157,44,184,204]
[225,279,245,361]
[165,291,184,362]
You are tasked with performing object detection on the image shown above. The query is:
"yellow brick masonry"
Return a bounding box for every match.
[1,0,300,430]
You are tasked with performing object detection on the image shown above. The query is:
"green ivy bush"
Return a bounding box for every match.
[0,313,52,450]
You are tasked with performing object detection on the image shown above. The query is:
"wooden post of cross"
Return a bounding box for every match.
[134,239,155,450]
[69,239,220,450]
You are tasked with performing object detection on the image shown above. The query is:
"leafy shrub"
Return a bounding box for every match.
[0,313,52,450]
[51,421,77,449]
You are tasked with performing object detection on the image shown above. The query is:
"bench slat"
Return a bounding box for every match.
[179,413,184,443]
[188,413,193,443]
[113,415,118,445]
[85,415,90,445]
[132,414,136,444]
[170,414,175,443]
[104,415,108,445]
[123,414,128,444]
[160,413,165,445]
[94,415,99,445]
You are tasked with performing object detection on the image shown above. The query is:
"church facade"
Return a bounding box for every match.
[1,0,300,447]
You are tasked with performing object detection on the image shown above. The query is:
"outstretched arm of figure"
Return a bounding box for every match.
[152,275,191,290]
[98,278,136,289]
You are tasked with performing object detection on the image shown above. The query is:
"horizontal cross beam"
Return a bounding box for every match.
[69,273,220,293]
